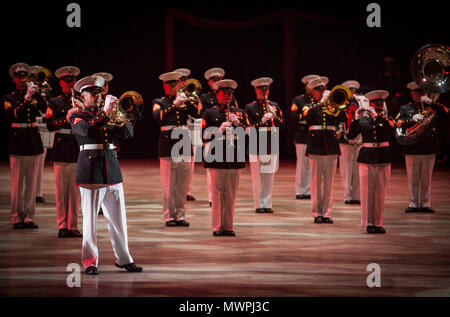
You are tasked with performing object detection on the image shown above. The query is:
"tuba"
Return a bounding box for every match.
[108,91,144,127]
[395,44,449,145]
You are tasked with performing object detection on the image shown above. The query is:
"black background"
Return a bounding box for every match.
[1,0,448,161]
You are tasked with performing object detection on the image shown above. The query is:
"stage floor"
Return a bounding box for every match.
[0,160,449,297]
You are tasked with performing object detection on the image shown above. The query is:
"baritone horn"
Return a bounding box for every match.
[176,78,202,108]
[108,91,144,126]
[322,85,353,116]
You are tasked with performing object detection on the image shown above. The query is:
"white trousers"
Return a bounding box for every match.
[249,154,277,209]
[295,143,310,196]
[309,155,338,218]
[339,144,361,201]
[10,155,40,224]
[160,158,190,221]
[36,148,47,197]
[359,163,390,227]
[54,162,80,230]
[405,155,435,208]
[79,183,133,269]
[210,169,240,232]
[206,168,212,202]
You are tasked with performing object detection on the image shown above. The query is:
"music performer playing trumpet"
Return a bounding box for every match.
[69,75,142,275]
[46,66,82,238]
[347,90,396,234]
[245,77,284,214]
[152,71,201,227]
[3,63,47,230]
[303,77,348,224]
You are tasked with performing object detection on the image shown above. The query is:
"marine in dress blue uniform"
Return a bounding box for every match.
[153,71,201,227]
[3,63,47,229]
[303,77,347,224]
[245,77,284,213]
[46,66,82,238]
[69,75,142,275]
[291,74,319,199]
[202,79,249,236]
[396,81,449,213]
[347,90,395,234]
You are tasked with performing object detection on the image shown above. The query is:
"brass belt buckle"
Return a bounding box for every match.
[321,125,327,130]
[27,123,33,128]
[372,142,379,147]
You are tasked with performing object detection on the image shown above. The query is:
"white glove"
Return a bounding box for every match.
[103,94,118,114]
[420,95,433,105]
[174,92,187,107]
[261,112,274,124]
[267,104,276,114]
[25,83,38,100]
[229,114,240,126]
[219,121,233,132]
[412,113,424,122]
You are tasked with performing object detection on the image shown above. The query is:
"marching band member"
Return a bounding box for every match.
[338,80,363,205]
[3,63,47,229]
[291,74,319,200]
[174,67,198,202]
[303,77,347,224]
[69,75,142,275]
[152,71,201,227]
[46,66,82,238]
[397,82,449,213]
[347,90,395,234]
[202,79,249,236]
[245,77,283,213]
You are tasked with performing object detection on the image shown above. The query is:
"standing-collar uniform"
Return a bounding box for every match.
[202,104,249,169]
[46,93,79,162]
[152,94,201,158]
[347,113,393,164]
[305,105,347,155]
[69,106,134,185]
[396,101,447,155]
[3,90,47,155]
[291,94,316,144]
[244,99,284,155]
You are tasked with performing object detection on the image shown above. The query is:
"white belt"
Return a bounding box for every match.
[80,144,116,151]
[299,120,307,124]
[362,142,389,148]
[258,127,276,131]
[11,122,38,128]
[57,129,73,134]
[160,125,188,131]
[309,125,336,131]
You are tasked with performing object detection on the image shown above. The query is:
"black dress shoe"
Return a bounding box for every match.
[221,230,236,236]
[296,194,311,199]
[68,229,83,238]
[367,226,377,234]
[98,208,103,215]
[405,207,420,213]
[186,195,196,201]
[175,219,190,227]
[165,220,177,227]
[85,266,98,275]
[344,200,353,204]
[58,228,69,238]
[420,207,435,213]
[115,262,143,272]
[314,216,323,223]
[209,201,212,207]
[322,217,333,224]
[23,221,38,229]
[374,226,386,234]
[255,208,265,213]
[263,208,273,213]
[352,200,361,205]
[36,196,45,203]
[13,222,25,229]
[213,231,222,236]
